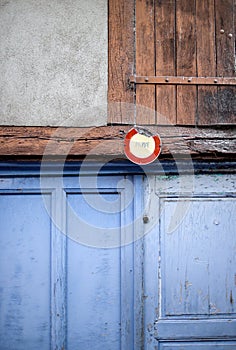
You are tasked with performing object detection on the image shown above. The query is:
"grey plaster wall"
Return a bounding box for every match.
[0,0,107,126]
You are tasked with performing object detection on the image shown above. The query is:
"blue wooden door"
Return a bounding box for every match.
[143,174,236,349]
[0,172,142,350]
[1,167,236,350]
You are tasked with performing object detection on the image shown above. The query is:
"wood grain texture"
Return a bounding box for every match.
[216,0,235,77]
[0,126,235,159]
[215,0,236,124]
[136,0,156,124]
[146,174,236,347]
[176,0,197,125]
[197,0,218,125]
[155,0,176,125]
[51,189,67,350]
[108,0,236,127]
[108,0,135,124]
[0,192,51,349]
[0,176,139,349]
[161,198,236,316]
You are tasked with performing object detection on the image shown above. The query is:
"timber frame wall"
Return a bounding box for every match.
[0,0,235,161]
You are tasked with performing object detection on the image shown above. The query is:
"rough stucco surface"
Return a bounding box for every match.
[0,0,107,126]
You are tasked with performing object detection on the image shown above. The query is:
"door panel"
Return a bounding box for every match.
[66,191,133,349]
[0,193,51,350]
[0,174,138,350]
[159,341,236,350]
[162,198,236,317]
[66,239,121,350]
[144,174,236,349]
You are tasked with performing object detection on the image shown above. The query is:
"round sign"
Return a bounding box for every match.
[124,127,161,165]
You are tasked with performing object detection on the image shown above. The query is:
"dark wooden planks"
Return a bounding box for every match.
[176,0,197,125]
[136,0,156,124]
[215,0,236,124]
[108,0,236,127]
[197,0,218,125]
[155,0,176,125]
[108,0,135,124]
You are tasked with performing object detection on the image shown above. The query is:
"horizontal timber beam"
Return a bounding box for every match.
[0,125,235,161]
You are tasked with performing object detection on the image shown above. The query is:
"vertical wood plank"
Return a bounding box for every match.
[155,0,176,125]
[216,0,235,77]
[136,0,156,124]
[51,189,67,350]
[133,176,144,350]
[197,0,218,125]
[215,0,236,124]
[120,178,134,349]
[143,176,160,349]
[176,0,197,125]
[108,0,135,124]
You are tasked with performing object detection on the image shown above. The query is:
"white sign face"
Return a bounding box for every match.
[129,133,156,158]
[124,127,162,165]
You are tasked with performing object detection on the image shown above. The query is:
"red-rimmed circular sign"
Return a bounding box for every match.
[124,127,161,165]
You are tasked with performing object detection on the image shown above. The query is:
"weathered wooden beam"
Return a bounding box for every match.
[0,126,235,160]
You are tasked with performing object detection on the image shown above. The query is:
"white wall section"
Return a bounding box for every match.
[0,0,107,126]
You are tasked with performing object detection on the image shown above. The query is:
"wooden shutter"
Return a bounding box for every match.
[109,0,236,126]
[108,0,135,124]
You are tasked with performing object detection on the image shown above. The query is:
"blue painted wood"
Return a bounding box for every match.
[0,161,235,177]
[66,192,122,349]
[64,176,136,349]
[51,189,67,350]
[0,172,140,349]
[156,319,236,340]
[0,190,52,350]
[144,174,236,349]
[133,175,145,350]
[142,176,160,350]
[162,198,236,317]
[1,166,236,350]
[159,341,236,349]
[120,179,135,349]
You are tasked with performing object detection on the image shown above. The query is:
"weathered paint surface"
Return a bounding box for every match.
[159,341,236,350]
[66,192,122,349]
[0,193,51,349]
[162,199,235,317]
[0,0,107,126]
[143,174,236,349]
[0,174,142,349]
[0,170,236,349]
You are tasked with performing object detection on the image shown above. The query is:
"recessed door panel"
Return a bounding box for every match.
[160,341,236,350]
[144,174,236,349]
[0,193,51,350]
[66,192,124,350]
[162,198,236,317]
